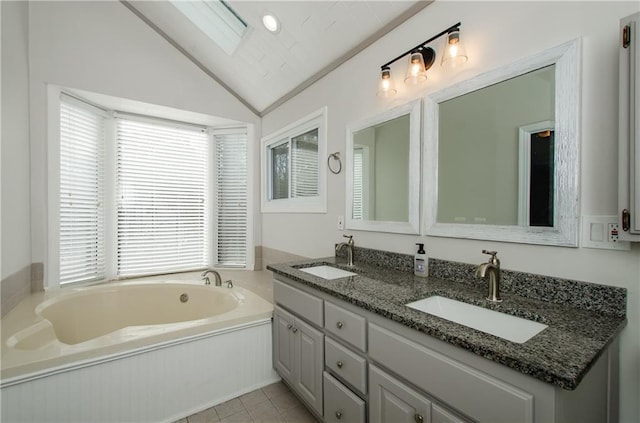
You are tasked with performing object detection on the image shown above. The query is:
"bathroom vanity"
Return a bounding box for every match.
[268,251,625,423]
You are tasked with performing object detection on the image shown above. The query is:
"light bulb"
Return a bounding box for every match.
[404,51,427,85]
[441,29,468,69]
[377,68,397,97]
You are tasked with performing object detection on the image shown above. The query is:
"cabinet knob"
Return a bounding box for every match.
[336,321,344,329]
[287,324,292,330]
[335,411,343,419]
[414,414,424,423]
[291,327,298,333]
[336,361,344,369]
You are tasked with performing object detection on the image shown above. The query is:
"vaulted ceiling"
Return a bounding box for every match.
[123,1,429,116]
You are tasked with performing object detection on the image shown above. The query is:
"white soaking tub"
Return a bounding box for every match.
[1,280,278,423]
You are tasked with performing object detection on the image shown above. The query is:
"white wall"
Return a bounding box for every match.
[1,1,31,279]
[261,2,640,421]
[27,1,262,274]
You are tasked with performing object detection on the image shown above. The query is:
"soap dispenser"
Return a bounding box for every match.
[414,243,428,277]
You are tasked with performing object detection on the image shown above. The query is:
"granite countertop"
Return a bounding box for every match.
[267,256,627,391]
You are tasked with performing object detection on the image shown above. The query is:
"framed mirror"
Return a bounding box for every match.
[346,100,421,234]
[423,39,580,246]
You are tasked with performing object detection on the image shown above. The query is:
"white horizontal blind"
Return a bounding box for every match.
[59,97,106,285]
[290,129,318,198]
[214,131,248,267]
[116,117,209,277]
[352,147,364,220]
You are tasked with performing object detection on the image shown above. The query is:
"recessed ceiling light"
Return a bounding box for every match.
[262,13,280,33]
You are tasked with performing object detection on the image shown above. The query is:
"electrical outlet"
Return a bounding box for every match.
[582,216,630,250]
[337,215,344,231]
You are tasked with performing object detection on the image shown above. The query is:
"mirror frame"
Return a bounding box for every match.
[423,38,580,246]
[346,99,421,234]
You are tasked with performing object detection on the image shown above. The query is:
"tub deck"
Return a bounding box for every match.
[1,270,275,382]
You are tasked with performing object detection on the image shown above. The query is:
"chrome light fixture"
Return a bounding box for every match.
[377,22,467,97]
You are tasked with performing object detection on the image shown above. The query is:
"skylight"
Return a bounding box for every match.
[170,0,248,56]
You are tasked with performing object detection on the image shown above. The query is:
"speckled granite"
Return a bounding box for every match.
[268,252,627,391]
[339,246,626,318]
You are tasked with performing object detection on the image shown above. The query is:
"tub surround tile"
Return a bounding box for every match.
[1,264,32,317]
[268,250,627,391]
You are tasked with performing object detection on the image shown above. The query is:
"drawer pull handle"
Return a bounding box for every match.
[414,414,424,423]
[291,327,298,333]
[287,324,292,330]
[335,411,343,419]
[336,361,344,368]
[336,321,344,329]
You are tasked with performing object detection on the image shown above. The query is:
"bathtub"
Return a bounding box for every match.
[1,280,278,422]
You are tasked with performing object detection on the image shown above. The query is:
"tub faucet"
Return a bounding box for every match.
[476,250,502,303]
[336,235,355,267]
[201,269,222,286]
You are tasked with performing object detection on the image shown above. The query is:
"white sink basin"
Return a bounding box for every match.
[405,296,547,344]
[298,265,357,280]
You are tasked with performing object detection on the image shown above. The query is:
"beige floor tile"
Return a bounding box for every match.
[280,405,319,423]
[261,382,290,400]
[269,390,303,413]
[215,398,246,420]
[188,407,220,423]
[240,388,269,408]
[248,402,285,423]
[220,409,253,423]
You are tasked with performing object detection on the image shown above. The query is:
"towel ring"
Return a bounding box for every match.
[328,152,342,174]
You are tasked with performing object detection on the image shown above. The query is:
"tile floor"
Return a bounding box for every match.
[176,381,319,423]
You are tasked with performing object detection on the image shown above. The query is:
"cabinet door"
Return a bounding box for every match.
[295,317,324,416]
[273,306,295,385]
[619,12,640,240]
[433,404,467,423]
[369,365,431,423]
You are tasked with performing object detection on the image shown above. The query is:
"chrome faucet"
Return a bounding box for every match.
[336,235,355,267]
[476,250,502,303]
[201,269,222,286]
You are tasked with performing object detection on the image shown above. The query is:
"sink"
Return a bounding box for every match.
[405,296,547,344]
[298,265,357,280]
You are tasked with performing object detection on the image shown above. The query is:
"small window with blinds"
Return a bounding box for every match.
[115,117,209,278]
[261,108,327,213]
[214,130,248,267]
[59,97,106,285]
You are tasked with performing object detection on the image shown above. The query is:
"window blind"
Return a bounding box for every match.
[352,147,364,220]
[59,97,106,285]
[291,129,319,198]
[116,117,209,277]
[214,131,248,267]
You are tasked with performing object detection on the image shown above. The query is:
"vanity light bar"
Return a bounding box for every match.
[377,22,467,97]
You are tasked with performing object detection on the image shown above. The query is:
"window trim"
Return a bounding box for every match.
[260,107,327,213]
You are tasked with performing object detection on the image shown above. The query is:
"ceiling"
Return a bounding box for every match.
[122,1,430,116]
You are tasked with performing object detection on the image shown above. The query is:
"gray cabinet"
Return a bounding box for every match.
[619,12,640,241]
[323,372,366,423]
[273,275,614,423]
[273,305,324,416]
[370,365,468,423]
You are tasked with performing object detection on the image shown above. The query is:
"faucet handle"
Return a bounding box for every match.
[481,250,499,264]
[343,234,354,245]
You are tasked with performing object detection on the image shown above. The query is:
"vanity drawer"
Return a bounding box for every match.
[323,371,366,423]
[324,301,366,351]
[325,337,367,394]
[273,279,323,327]
[368,323,534,423]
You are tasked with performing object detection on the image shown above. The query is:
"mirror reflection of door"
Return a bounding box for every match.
[529,130,554,227]
[517,121,554,227]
